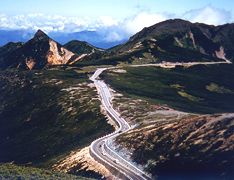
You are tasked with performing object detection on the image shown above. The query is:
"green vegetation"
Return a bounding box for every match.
[101,63,234,114]
[63,40,102,55]
[77,38,224,67]
[0,42,24,57]
[110,19,234,62]
[103,63,234,179]
[0,67,114,169]
[206,82,234,94]
[116,115,234,179]
[0,163,95,180]
[0,37,50,70]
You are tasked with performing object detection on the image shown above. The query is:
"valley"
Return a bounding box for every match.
[0,19,234,180]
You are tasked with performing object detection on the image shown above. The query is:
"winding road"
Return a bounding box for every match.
[89,61,232,180]
[89,68,151,180]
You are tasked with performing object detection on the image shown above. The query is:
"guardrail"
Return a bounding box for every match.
[104,137,152,180]
[89,138,133,180]
[89,67,151,180]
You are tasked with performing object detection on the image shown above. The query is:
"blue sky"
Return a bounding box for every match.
[0,0,234,42]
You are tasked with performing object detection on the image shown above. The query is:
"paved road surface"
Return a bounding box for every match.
[89,61,231,179]
[89,68,150,180]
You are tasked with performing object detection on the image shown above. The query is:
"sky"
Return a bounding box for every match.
[0,0,234,42]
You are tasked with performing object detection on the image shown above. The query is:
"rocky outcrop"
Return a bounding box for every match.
[215,46,230,62]
[47,39,74,65]
[25,58,36,70]
[0,29,91,70]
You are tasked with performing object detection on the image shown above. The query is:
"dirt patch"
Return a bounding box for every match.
[53,147,118,180]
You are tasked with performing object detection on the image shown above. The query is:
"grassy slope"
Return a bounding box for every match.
[63,40,102,54]
[77,37,224,68]
[116,114,234,179]
[101,63,234,114]
[0,67,114,169]
[101,63,234,179]
[0,163,95,180]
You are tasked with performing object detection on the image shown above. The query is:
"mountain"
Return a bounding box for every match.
[2,19,233,69]
[0,41,24,57]
[0,30,127,50]
[49,30,128,49]
[63,40,103,54]
[0,30,87,70]
[76,19,234,67]
[0,30,34,48]
[1,18,234,179]
[114,19,234,61]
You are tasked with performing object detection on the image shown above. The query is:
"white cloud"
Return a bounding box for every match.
[98,16,119,26]
[100,12,170,42]
[182,5,232,25]
[122,12,168,35]
[0,5,233,43]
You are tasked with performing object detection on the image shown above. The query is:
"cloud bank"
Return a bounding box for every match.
[0,5,233,42]
[182,5,232,25]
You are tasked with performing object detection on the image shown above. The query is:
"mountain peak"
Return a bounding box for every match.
[33,29,49,41]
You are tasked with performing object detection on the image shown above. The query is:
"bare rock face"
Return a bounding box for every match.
[0,29,77,70]
[215,46,230,62]
[47,39,75,65]
[25,58,36,70]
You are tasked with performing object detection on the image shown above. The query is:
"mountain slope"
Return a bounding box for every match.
[0,67,114,168]
[0,30,82,70]
[63,40,103,55]
[0,163,95,180]
[114,19,234,62]
[0,41,24,57]
[76,19,234,66]
[100,64,234,179]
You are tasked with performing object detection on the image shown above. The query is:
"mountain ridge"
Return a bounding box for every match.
[63,40,103,55]
[0,29,90,70]
[111,19,234,62]
[1,19,234,70]
[33,29,50,41]
[74,19,234,67]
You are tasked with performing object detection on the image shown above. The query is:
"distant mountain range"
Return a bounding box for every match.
[1,19,234,70]
[49,30,127,49]
[0,30,127,49]
[0,30,102,70]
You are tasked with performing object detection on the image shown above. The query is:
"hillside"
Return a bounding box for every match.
[100,64,234,179]
[0,41,24,57]
[76,19,234,67]
[0,163,95,180]
[0,30,87,70]
[63,40,103,54]
[101,64,234,114]
[114,19,234,61]
[0,67,114,176]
